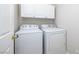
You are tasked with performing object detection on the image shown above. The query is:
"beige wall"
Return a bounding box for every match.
[56,4,79,53]
[19,17,55,26]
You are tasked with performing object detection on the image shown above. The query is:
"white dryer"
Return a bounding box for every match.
[41,24,66,54]
[15,25,43,54]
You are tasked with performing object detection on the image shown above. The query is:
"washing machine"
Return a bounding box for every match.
[41,24,66,54]
[15,25,43,54]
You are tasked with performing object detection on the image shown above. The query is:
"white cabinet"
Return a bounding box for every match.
[21,4,55,19]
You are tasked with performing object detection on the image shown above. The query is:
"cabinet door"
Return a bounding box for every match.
[21,4,55,19]
[43,5,55,18]
[21,5,35,17]
[35,5,55,18]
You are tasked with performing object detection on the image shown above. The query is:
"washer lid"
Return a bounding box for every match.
[16,29,42,34]
[42,28,65,32]
[41,24,55,29]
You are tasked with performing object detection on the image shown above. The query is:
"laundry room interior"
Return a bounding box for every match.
[0,4,79,54]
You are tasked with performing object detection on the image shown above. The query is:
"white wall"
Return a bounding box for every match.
[56,4,79,53]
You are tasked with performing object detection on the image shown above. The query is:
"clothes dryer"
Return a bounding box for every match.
[41,24,66,54]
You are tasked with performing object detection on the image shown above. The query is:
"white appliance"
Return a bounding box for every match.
[15,25,43,54]
[20,4,55,19]
[41,24,66,54]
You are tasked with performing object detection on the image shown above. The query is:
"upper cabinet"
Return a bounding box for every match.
[20,4,55,19]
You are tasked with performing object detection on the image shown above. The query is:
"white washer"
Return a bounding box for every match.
[41,24,66,54]
[15,25,43,54]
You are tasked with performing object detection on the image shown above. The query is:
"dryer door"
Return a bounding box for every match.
[45,31,66,54]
